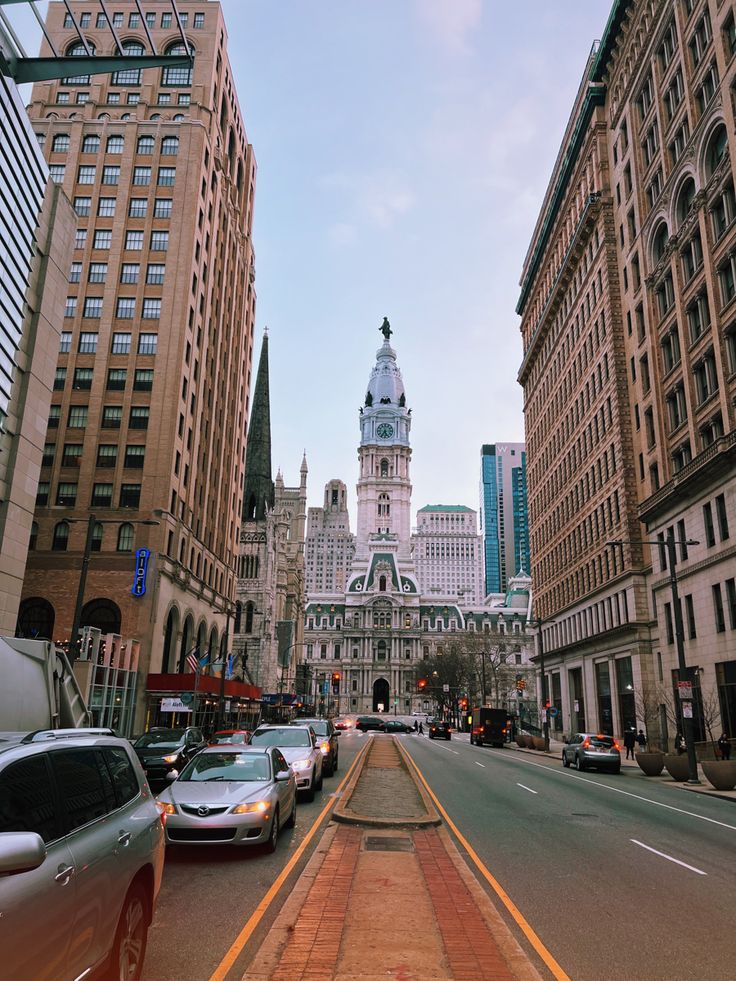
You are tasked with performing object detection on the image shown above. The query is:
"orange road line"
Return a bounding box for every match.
[404,748,571,981]
[208,740,370,981]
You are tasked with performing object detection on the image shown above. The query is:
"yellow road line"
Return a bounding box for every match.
[209,741,369,981]
[404,749,571,981]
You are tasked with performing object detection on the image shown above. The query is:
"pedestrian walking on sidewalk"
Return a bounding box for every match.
[636,729,647,752]
[623,727,636,760]
[418,722,424,735]
[413,719,418,732]
[675,731,686,755]
[717,732,731,761]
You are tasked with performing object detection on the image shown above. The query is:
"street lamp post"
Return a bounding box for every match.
[68,513,158,661]
[608,534,700,784]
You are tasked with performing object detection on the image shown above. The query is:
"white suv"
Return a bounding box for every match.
[250,725,324,801]
[0,728,165,981]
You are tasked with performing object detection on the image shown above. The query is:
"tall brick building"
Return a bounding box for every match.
[518,0,736,743]
[20,1,258,730]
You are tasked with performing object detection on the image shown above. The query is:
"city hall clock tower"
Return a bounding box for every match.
[356,318,413,551]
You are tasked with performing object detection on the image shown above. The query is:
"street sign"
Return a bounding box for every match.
[179,692,194,706]
[131,547,150,596]
[442,684,450,693]
[682,701,693,718]
[548,707,558,718]
[677,681,693,699]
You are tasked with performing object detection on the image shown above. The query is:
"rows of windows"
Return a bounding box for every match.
[49,165,176,188]
[47,404,149,431]
[69,262,165,285]
[42,442,145,470]
[53,367,153,392]
[52,133,179,156]
[59,330,158,356]
[36,478,142,510]
[63,10,205,30]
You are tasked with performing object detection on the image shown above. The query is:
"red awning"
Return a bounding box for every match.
[146,673,261,701]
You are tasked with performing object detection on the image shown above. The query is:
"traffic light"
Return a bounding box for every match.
[331,671,341,695]
[417,678,427,691]
[515,676,526,693]
[545,699,551,710]
[459,698,468,710]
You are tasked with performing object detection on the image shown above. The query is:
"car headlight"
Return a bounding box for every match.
[291,758,311,770]
[162,753,180,764]
[319,741,331,754]
[157,801,176,815]
[232,800,269,814]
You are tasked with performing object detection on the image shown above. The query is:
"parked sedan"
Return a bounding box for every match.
[250,725,323,801]
[355,716,384,732]
[562,733,621,773]
[380,720,413,733]
[429,721,452,740]
[157,746,296,851]
[293,719,339,776]
[133,727,207,783]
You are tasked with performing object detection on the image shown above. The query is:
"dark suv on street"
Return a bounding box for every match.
[133,726,207,782]
[0,728,164,981]
[293,719,339,776]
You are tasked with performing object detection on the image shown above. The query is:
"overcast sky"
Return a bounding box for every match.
[16,0,613,527]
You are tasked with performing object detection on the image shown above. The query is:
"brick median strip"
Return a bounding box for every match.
[269,825,362,981]
[415,829,515,981]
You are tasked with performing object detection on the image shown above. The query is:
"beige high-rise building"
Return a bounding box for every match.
[305,480,355,595]
[20,1,258,730]
[518,0,736,744]
[412,505,484,605]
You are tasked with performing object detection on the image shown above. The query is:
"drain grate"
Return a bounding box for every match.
[364,835,414,852]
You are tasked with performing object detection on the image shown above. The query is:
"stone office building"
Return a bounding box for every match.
[518,0,736,742]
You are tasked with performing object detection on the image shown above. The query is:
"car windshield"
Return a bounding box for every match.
[135,730,185,748]
[178,752,270,782]
[211,732,248,744]
[300,721,327,736]
[251,728,311,748]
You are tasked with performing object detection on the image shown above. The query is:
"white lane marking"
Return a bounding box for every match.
[630,839,707,876]
[483,751,736,833]
[429,742,459,755]
[475,761,485,768]
[517,783,538,795]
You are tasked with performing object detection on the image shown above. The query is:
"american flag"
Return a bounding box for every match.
[186,649,200,674]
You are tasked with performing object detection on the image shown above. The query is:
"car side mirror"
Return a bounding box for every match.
[334,730,340,737]
[0,832,46,876]
[166,769,179,781]
[275,770,291,781]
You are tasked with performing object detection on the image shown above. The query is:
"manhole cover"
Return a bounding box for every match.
[364,836,414,852]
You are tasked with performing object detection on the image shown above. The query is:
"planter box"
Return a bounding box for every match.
[635,751,665,776]
[522,734,535,749]
[532,736,546,751]
[663,754,691,781]
[702,760,736,792]
[515,735,526,748]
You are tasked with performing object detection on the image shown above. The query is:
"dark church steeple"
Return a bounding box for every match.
[243,331,274,521]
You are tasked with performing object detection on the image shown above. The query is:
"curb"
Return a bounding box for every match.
[333,735,442,827]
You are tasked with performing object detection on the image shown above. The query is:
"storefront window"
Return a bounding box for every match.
[616,657,636,733]
[595,661,613,735]
[716,660,736,737]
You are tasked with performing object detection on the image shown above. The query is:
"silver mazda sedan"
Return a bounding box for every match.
[157,745,297,851]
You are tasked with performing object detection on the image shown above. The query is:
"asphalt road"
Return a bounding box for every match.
[402,732,736,981]
[142,732,364,981]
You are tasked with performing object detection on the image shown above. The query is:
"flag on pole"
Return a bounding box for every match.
[186,648,200,673]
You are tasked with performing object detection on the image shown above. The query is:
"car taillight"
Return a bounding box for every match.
[613,741,621,751]
[582,738,591,748]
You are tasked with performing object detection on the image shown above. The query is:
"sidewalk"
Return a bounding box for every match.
[244,737,543,981]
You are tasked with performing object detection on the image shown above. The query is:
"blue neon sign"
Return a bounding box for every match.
[131,548,150,596]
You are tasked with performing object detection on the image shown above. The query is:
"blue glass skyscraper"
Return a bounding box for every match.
[479,444,530,596]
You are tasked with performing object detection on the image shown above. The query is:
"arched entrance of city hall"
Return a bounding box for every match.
[373,678,390,713]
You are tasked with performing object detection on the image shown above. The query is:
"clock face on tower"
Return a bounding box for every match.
[376,423,394,440]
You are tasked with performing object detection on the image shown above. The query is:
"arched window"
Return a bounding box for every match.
[64,41,96,84]
[173,113,184,121]
[161,136,179,155]
[233,601,242,633]
[149,113,161,120]
[29,522,39,550]
[379,575,387,592]
[137,134,154,154]
[178,614,194,672]
[112,41,144,85]
[380,459,389,477]
[90,522,103,552]
[117,523,134,552]
[161,41,193,87]
[245,602,254,633]
[652,222,669,263]
[704,124,728,180]
[676,177,696,226]
[81,598,121,635]
[52,521,69,551]
[161,607,178,673]
[16,597,55,639]
[52,133,70,152]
